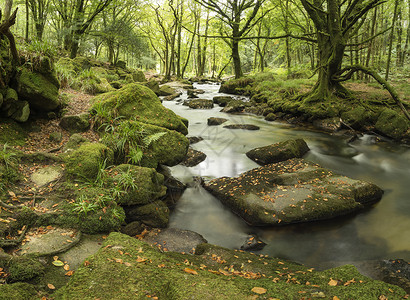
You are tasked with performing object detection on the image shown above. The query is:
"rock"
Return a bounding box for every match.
[31,166,62,187]
[158,85,177,96]
[375,109,409,140]
[125,201,170,228]
[116,60,127,69]
[219,77,254,95]
[17,67,60,111]
[207,117,228,126]
[2,257,45,282]
[221,99,246,113]
[91,83,188,135]
[145,228,207,253]
[163,92,182,101]
[49,132,63,142]
[10,100,30,122]
[187,89,205,98]
[132,70,147,82]
[157,165,187,207]
[143,80,160,95]
[64,134,88,151]
[187,99,214,109]
[223,124,260,130]
[213,96,234,107]
[341,107,368,130]
[264,113,277,121]
[110,81,122,89]
[378,259,410,293]
[246,139,310,165]
[54,232,406,299]
[240,235,266,251]
[203,158,383,226]
[313,117,342,132]
[182,148,207,167]
[19,227,80,256]
[60,113,90,132]
[112,164,167,206]
[121,221,146,237]
[188,136,204,144]
[64,142,114,180]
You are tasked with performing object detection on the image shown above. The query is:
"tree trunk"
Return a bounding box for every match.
[386,0,400,80]
[232,38,243,79]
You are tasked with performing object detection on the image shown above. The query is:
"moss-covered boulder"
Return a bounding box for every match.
[219,77,254,95]
[54,232,407,300]
[125,201,170,227]
[213,96,234,107]
[64,142,114,180]
[132,70,146,82]
[16,67,60,111]
[91,83,188,135]
[221,99,247,113]
[187,99,214,109]
[204,158,383,226]
[112,164,167,206]
[158,85,177,96]
[341,106,368,130]
[0,282,38,300]
[246,139,310,165]
[181,148,207,167]
[0,256,45,282]
[59,113,90,133]
[375,109,409,140]
[63,134,88,152]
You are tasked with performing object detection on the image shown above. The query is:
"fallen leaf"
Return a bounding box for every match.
[52,260,64,267]
[65,270,74,276]
[183,268,198,275]
[378,296,388,300]
[63,264,70,271]
[47,283,55,290]
[251,287,267,294]
[328,278,339,286]
[124,262,132,267]
[333,296,340,300]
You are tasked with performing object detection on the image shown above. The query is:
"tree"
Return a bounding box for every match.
[195,0,267,79]
[27,0,50,40]
[1,1,19,64]
[300,0,384,102]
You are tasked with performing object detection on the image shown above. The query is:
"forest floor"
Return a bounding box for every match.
[346,79,410,103]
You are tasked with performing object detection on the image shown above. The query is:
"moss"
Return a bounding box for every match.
[158,85,176,96]
[0,282,38,300]
[126,200,169,228]
[17,67,60,111]
[341,106,368,129]
[7,256,45,282]
[219,77,254,95]
[64,143,114,181]
[91,83,188,135]
[112,164,167,206]
[0,118,27,146]
[63,134,88,151]
[54,232,406,300]
[375,108,409,140]
[132,70,146,82]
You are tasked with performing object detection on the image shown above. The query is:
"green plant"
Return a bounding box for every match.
[55,62,77,88]
[94,158,109,187]
[0,143,17,170]
[71,195,99,217]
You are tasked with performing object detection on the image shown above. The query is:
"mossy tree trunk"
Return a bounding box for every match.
[301,0,383,102]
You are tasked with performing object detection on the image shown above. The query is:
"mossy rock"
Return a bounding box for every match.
[132,70,146,82]
[6,256,45,282]
[54,232,406,300]
[187,99,214,109]
[72,56,92,70]
[64,142,114,181]
[56,57,81,75]
[219,77,254,95]
[112,164,167,206]
[143,80,160,95]
[0,118,27,146]
[341,106,368,130]
[17,67,60,111]
[63,134,89,152]
[59,113,90,133]
[158,85,177,96]
[213,96,233,107]
[125,200,169,228]
[375,109,409,140]
[91,83,188,135]
[0,282,38,300]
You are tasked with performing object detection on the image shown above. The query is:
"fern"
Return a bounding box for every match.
[143,132,167,146]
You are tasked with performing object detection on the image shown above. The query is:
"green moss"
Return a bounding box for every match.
[0,282,38,300]
[64,143,114,181]
[375,108,409,140]
[91,83,188,135]
[0,118,27,146]
[112,164,167,206]
[219,77,254,95]
[54,233,406,300]
[7,257,45,282]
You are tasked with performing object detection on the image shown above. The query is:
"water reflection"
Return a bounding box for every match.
[164,83,410,268]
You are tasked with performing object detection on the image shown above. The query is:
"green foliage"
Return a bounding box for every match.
[71,194,100,217]
[0,143,17,170]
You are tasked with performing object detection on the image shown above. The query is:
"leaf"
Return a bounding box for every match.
[378,296,388,300]
[328,278,339,286]
[333,297,340,300]
[124,262,132,267]
[136,256,147,263]
[52,260,64,267]
[47,283,56,290]
[65,270,74,276]
[251,287,267,294]
[8,191,16,198]
[183,268,198,275]
[63,264,70,271]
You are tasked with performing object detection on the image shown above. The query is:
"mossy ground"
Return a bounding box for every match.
[53,232,406,300]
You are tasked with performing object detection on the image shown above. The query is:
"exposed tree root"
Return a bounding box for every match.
[0,225,28,248]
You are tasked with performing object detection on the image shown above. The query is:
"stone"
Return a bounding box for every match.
[132,70,147,82]
[158,165,187,207]
[223,124,260,130]
[264,113,277,121]
[240,235,266,251]
[187,89,205,99]
[375,109,409,140]
[60,113,90,133]
[187,99,214,109]
[313,117,342,132]
[125,201,170,228]
[10,100,30,122]
[246,139,310,165]
[158,85,177,96]
[341,107,368,130]
[112,164,167,206]
[181,148,207,167]
[121,221,145,237]
[188,136,204,144]
[49,132,63,142]
[378,259,410,293]
[203,158,383,226]
[31,166,62,187]
[91,83,188,135]
[145,228,207,253]
[207,117,228,126]
[221,99,246,113]
[64,134,88,151]
[17,67,60,111]
[163,92,182,101]
[219,77,254,95]
[143,80,160,95]
[213,96,234,107]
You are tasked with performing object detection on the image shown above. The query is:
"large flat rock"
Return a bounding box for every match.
[203,158,383,226]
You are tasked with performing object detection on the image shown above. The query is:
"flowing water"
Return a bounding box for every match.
[162,83,410,269]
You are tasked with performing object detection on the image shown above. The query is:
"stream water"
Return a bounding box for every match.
[162,83,410,270]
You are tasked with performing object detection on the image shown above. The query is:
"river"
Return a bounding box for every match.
[162,83,410,270]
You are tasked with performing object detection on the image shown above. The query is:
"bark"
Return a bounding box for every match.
[0,8,19,64]
[385,0,400,80]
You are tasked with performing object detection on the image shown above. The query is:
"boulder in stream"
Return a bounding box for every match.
[187,99,214,109]
[182,147,207,167]
[246,139,310,165]
[203,158,383,226]
[223,124,260,130]
[221,99,246,113]
[207,117,228,126]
